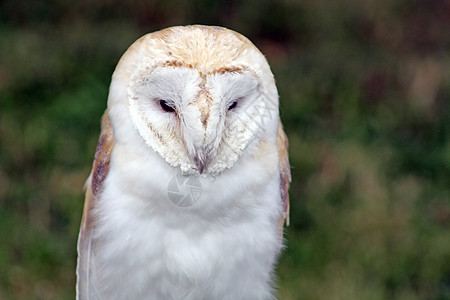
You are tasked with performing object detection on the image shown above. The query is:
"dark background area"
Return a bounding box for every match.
[0,0,449,299]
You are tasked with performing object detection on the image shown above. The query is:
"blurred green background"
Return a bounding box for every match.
[0,0,449,299]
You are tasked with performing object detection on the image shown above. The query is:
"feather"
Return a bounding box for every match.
[277,121,291,226]
[76,26,290,299]
[76,112,114,299]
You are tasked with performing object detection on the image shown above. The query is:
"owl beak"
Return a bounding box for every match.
[194,156,205,174]
[192,150,210,174]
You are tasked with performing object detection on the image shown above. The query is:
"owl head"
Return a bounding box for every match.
[107,25,279,175]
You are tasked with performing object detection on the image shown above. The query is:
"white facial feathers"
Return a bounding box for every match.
[109,26,279,175]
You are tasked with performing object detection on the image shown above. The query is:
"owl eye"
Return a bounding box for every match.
[228,100,238,110]
[159,100,175,113]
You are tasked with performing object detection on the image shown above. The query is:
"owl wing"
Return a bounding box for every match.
[76,112,114,300]
[277,121,291,227]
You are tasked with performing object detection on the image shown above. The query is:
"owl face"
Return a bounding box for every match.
[110,26,279,175]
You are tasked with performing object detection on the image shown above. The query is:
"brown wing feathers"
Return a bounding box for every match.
[76,112,114,299]
[277,121,291,226]
[91,113,114,197]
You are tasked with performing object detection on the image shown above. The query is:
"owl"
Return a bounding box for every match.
[76,25,291,300]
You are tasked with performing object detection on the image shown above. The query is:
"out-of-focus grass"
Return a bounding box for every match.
[0,0,449,299]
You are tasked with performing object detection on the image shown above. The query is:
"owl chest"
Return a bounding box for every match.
[96,201,280,299]
[95,182,281,299]
[93,152,282,298]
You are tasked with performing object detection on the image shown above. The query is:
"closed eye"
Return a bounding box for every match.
[228,100,238,110]
[159,100,176,113]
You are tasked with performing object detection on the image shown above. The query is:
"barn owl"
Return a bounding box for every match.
[76,25,291,300]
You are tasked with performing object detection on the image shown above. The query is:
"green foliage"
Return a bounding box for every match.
[0,0,448,299]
